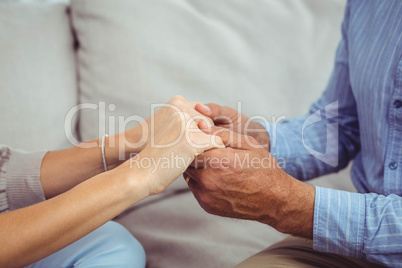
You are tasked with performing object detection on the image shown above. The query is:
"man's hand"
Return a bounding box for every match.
[195,103,270,150]
[185,122,315,238]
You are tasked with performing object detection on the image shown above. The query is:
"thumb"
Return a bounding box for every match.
[195,103,235,125]
[199,123,259,150]
[191,119,225,152]
[195,103,213,117]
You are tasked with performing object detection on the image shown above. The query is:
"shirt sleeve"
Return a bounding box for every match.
[0,145,47,212]
[260,0,360,182]
[314,186,402,267]
[260,2,402,266]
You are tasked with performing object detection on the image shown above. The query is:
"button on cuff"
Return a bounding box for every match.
[389,161,398,170]
[393,100,402,109]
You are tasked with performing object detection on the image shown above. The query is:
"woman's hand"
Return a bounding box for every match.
[2,96,222,267]
[106,96,215,165]
[40,96,214,199]
[119,96,225,196]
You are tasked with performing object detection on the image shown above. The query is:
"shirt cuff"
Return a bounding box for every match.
[257,121,288,157]
[6,149,47,211]
[313,186,365,258]
[258,121,302,178]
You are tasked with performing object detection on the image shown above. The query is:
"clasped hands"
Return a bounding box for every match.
[183,102,315,239]
[117,96,314,238]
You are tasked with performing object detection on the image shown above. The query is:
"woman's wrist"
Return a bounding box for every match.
[103,124,145,169]
[123,123,147,155]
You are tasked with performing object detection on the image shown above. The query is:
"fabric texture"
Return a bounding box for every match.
[71,1,350,267]
[235,236,384,268]
[264,1,402,266]
[72,0,345,140]
[0,145,46,213]
[0,2,78,152]
[27,221,146,268]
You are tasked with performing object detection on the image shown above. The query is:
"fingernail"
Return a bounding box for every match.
[204,120,212,127]
[200,104,211,113]
[215,137,225,148]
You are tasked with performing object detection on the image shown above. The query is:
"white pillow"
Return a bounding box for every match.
[72,0,345,142]
[0,2,78,151]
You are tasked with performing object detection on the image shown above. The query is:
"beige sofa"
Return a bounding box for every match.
[0,0,353,267]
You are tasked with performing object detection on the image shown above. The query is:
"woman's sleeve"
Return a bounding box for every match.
[0,145,47,213]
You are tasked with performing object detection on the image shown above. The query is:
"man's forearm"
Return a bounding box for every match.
[258,175,315,239]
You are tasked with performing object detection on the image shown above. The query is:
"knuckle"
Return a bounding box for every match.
[196,190,211,205]
[213,127,230,138]
[203,180,218,192]
[247,135,258,143]
[171,95,186,106]
[199,200,214,214]
[245,136,259,147]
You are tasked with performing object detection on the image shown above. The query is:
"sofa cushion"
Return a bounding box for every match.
[72,0,345,141]
[0,2,78,151]
[71,0,348,267]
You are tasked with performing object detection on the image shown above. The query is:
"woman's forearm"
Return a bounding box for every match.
[40,126,144,199]
[0,165,148,268]
[39,97,214,199]
[3,96,221,267]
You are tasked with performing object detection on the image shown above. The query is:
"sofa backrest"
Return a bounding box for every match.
[0,0,347,158]
[71,0,346,142]
[0,2,77,151]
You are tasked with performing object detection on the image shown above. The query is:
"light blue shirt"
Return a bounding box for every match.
[264,1,402,266]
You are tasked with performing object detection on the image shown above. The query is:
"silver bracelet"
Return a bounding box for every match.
[101,134,109,172]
